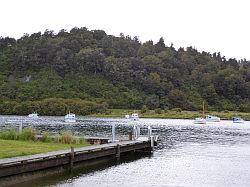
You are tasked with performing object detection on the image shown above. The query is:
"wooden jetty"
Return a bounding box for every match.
[35,135,110,145]
[0,138,154,178]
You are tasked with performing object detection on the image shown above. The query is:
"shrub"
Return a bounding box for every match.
[0,128,85,145]
[41,132,51,142]
[171,108,182,112]
[0,128,35,141]
[79,138,85,144]
[104,110,112,115]
[19,128,36,141]
[60,132,74,144]
[0,98,108,116]
[0,129,18,140]
[155,108,162,114]
[54,134,61,143]
[141,105,148,114]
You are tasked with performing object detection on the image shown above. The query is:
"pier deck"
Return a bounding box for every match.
[0,138,152,178]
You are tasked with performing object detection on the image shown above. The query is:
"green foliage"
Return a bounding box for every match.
[59,132,75,144]
[0,139,89,158]
[141,105,148,114]
[0,128,35,141]
[53,132,84,144]
[41,132,50,142]
[0,129,18,140]
[0,129,86,145]
[94,109,250,121]
[0,27,249,112]
[155,108,162,114]
[0,98,107,116]
[171,108,182,113]
[19,128,36,141]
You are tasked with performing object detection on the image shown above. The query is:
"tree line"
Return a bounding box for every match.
[0,27,249,115]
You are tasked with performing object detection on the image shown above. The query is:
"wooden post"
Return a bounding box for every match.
[70,146,74,168]
[148,126,152,139]
[112,124,115,143]
[133,125,137,140]
[19,116,23,133]
[116,144,120,158]
[129,131,132,140]
[150,136,154,150]
[137,126,140,139]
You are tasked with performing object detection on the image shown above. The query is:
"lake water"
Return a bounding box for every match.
[1,116,250,187]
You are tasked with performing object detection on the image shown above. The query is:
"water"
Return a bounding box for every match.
[1,116,250,186]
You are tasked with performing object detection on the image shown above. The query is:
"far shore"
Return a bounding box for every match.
[90,109,250,121]
[0,109,249,121]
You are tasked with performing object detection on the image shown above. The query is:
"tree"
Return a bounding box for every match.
[155,37,165,52]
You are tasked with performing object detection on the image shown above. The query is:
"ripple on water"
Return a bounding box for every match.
[1,116,250,187]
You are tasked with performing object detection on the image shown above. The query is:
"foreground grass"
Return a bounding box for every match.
[91,109,250,120]
[0,139,89,158]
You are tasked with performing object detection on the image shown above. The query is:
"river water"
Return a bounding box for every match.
[1,116,250,187]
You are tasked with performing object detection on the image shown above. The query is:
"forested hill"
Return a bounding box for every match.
[0,27,250,115]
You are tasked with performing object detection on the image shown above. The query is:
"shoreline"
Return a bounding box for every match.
[0,109,249,121]
[90,109,250,121]
[0,139,89,159]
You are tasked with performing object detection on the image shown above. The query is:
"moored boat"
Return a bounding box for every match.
[65,112,76,123]
[125,114,130,119]
[28,112,39,119]
[206,115,220,122]
[194,117,206,124]
[232,117,244,123]
[131,113,139,121]
[194,101,206,124]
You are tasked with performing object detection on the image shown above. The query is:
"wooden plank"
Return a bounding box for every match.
[0,140,148,166]
[0,139,152,178]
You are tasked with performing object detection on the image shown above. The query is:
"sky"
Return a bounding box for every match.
[1,0,250,60]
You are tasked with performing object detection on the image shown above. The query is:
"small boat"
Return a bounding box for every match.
[232,117,244,123]
[206,115,220,122]
[125,114,130,119]
[131,113,139,121]
[65,112,76,123]
[194,117,206,124]
[28,112,39,119]
[194,101,206,124]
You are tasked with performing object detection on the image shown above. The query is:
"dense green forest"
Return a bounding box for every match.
[0,27,249,115]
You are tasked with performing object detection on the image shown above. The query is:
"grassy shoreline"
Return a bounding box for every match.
[91,109,250,121]
[0,129,90,158]
[0,139,89,158]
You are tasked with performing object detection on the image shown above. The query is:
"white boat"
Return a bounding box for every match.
[65,112,76,123]
[125,114,130,119]
[28,112,39,119]
[194,117,206,124]
[206,115,220,122]
[131,113,139,121]
[194,101,206,124]
[232,117,244,123]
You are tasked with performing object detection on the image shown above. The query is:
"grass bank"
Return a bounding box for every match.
[92,109,250,121]
[0,139,89,158]
[0,128,90,158]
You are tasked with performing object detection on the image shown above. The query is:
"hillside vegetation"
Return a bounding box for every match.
[0,27,249,115]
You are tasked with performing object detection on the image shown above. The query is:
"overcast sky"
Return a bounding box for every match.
[1,0,249,60]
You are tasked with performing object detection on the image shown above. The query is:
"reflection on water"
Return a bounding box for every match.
[1,116,250,186]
